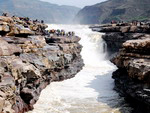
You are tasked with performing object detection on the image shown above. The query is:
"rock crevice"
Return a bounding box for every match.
[0,15,84,113]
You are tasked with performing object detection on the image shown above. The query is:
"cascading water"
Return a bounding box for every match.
[28,25,132,113]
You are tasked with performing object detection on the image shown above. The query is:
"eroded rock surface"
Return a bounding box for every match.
[100,22,150,54]
[0,15,84,113]
[98,23,150,112]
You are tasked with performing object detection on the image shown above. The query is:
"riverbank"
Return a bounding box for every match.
[0,15,84,112]
[91,22,150,112]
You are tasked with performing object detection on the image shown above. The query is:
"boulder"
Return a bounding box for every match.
[0,39,21,56]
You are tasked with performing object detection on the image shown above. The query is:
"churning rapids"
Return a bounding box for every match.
[28,25,132,113]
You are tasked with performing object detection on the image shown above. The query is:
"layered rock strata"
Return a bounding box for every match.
[0,16,84,113]
[100,23,150,53]
[98,23,150,112]
[112,37,150,112]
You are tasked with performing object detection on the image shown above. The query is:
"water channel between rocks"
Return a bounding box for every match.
[28,25,132,113]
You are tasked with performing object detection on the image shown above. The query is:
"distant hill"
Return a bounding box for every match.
[0,0,80,24]
[74,0,150,24]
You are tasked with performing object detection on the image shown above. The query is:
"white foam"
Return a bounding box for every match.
[28,25,121,113]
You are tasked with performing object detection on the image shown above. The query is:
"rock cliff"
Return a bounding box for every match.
[0,15,84,113]
[97,23,150,112]
[100,23,150,54]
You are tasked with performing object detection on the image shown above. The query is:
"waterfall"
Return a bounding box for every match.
[28,25,131,113]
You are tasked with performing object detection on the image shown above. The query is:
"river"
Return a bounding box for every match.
[28,25,132,113]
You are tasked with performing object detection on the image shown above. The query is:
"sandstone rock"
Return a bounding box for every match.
[120,26,130,33]
[46,36,81,44]
[100,23,150,112]
[0,24,10,32]
[130,26,138,32]
[0,15,84,113]
[19,28,34,35]
[3,101,15,113]
[0,97,5,112]
[0,16,13,23]
[123,38,150,54]
[128,59,150,81]
[0,39,21,56]
[0,15,48,37]
[100,26,120,32]
[7,25,20,36]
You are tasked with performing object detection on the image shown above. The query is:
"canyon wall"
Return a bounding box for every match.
[98,23,150,112]
[0,16,84,113]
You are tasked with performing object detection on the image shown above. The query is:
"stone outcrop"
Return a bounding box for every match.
[112,37,150,82]
[111,37,150,112]
[0,15,84,113]
[94,23,150,112]
[0,16,47,37]
[98,23,150,54]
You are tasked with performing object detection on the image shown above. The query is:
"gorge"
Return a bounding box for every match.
[29,24,132,113]
[0,0,150,112]
[0,15,149,113]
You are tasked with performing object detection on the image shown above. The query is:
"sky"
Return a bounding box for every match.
[40,0,106,8]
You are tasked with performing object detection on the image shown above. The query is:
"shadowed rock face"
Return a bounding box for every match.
[99,23,150,112]
[112,37,150,81]
[100,23,150,55]
[0,16,84,113]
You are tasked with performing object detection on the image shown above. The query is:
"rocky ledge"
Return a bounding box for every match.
[95,23,150,112]
[91,22,150,54]
[0,15,84,113]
